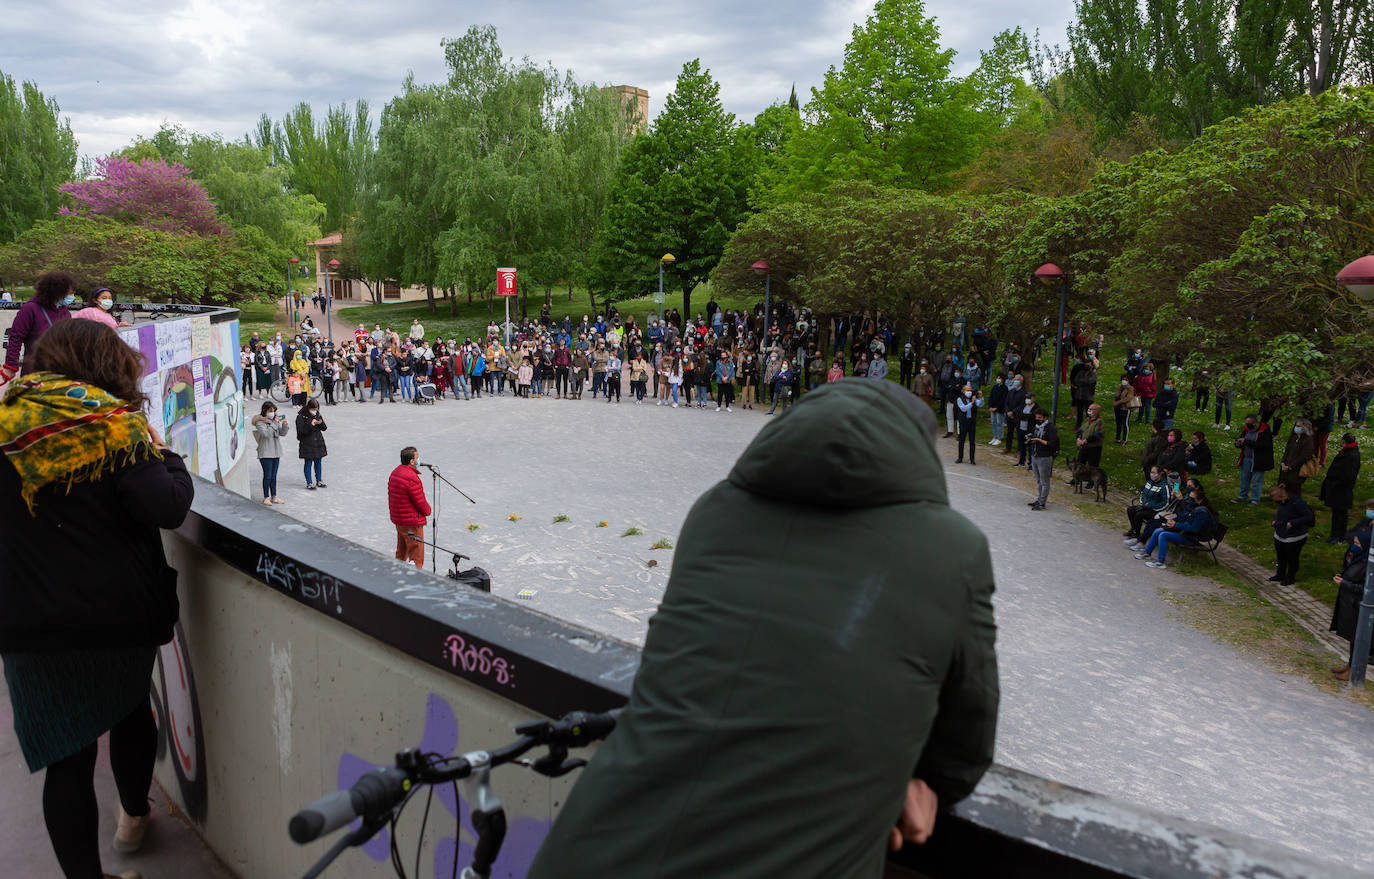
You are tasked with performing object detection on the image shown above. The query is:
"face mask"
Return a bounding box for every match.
[954,373,962,379]
[1164,384,1172,391]
[996,378,1003,384]
[1366,510,1374,520]
[98,298,113,310]
[1294,427,1302,434]
[1122,380,1129,387]
[919,369,926,374]
[1143,370,1151,375]
[60,294,76,307]
[964,391,972,398]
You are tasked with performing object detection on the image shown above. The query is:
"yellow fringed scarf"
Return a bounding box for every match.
[0,372,157,515]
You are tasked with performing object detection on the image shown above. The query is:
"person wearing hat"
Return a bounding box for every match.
[899,342,916,389]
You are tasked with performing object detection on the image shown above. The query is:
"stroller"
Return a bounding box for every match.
[413,380,436,404]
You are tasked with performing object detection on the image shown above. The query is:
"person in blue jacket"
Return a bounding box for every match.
[1135,484,1216,569]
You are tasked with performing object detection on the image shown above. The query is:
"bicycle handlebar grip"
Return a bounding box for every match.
[564,710,618,744]
[289,767,409,844]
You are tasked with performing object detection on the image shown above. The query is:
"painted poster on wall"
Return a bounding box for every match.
[117,315,248,497]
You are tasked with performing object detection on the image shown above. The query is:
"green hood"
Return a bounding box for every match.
[728,378,947,508]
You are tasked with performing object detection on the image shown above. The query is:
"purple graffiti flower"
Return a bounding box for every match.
[333,692,552,878]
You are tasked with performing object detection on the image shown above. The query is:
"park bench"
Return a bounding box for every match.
[1169,522,1228,565]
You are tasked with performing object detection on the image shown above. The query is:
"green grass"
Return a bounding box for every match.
[237,299,289,342]
[336,284,757,345]
[1028,345,1356,607]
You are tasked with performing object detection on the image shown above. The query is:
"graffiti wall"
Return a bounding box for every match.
[117,313,249,496]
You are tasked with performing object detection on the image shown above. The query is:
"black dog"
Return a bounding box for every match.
[1065,456,1109,502]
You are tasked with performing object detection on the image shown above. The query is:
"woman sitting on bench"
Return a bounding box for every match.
[1133,484,1216,570]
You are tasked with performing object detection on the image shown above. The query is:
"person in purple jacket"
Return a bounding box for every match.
[2,271,76,387]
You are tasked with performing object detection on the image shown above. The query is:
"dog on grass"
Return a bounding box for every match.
[1064,456,1109,502]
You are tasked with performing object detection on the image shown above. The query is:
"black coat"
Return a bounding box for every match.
[1331,552,1372,657]
[1236,426,1274,472]
[0,449,193,651]
[1320,445,1361,510]
[296,408,328,459]
[1157,442,1187,476]
[1187,440,1213,475]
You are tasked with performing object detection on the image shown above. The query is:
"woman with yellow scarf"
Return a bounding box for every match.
[0,319,194,879]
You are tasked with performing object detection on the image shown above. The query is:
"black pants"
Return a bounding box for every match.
[718,382,734,408]
[1114,408,1130,442]
[322,376,335,404]
[1077,446,1102,468]
[1195,387,1209,411]
[45,701,156,879]
[1126,505,1157,537]
[1074,399,1089,426]
[606,374,621,401]
[1015,427,1030,465]
[471,374,482,397]
[1331,507,1350,541]
[556,366,569,395]
[956,421,976,463]
[1274,537,1307,583]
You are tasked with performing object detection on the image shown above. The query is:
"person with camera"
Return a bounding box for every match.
[251,401,290,506]
[388,446,431,568]
[954,382,984,464]
[0,319,194,879]
[296,399,328,490]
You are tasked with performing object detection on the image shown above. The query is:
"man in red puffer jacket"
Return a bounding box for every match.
[387,446,431,567]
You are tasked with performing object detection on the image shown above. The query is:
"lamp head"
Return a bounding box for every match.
[1337,255,1374,302]
[1034,263,1065,284]
[327,259,341,269]
[752,259,770,276]
[660,253,675,265]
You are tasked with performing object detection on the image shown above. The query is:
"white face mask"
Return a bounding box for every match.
[98,298,113,310]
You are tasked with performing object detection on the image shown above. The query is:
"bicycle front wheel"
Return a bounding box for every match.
[269,379,290,404]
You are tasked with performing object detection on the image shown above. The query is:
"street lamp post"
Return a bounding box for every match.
[286,257,300,329]
[1034,263,1069,424]
[322,258,340,344]
[1337,254,1374,687]
[752,260,771,350]
[657,253,675,328]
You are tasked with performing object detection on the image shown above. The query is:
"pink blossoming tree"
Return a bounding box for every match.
[60,156,225,236]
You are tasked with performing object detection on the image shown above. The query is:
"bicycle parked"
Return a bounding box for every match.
[290,709,618,879]
[270,375,322,404]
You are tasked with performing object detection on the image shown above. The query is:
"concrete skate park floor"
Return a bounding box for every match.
[260,389,1374,871]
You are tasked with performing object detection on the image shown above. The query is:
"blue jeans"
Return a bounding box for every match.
[303,458,322,485]
[1145,529,1192,561]
[454,374,470,399]
[670,384,679,404]
[591,372,605,397]
[398,374,414,399]
[1215,396,1232,425]
[260,457,280,499]
[990,410,1005,440]
[1237,459,1264,501]
[1137,397,1153,423]
[695,384,707,405]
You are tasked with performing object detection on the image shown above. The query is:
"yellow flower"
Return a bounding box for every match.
[508,513,522,521]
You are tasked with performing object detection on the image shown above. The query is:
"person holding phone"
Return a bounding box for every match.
[251,401,290,505]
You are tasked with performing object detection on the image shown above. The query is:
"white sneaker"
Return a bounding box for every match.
[1212,423,1220,428]
[716,406,721,411]
[1123,538,1139,547]
[726,407,732,412]
[1133,552,1148,560]
[657,400,662,405]
[672,403,677,408]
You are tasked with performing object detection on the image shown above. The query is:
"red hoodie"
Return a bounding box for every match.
[388,464,432,526]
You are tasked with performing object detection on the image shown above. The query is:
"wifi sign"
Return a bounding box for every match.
[497,268,517,297]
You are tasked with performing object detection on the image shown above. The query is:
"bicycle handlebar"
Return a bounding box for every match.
[289,709,620,877]
[289,767,411,844]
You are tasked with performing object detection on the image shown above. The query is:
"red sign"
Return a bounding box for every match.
[497,267,517,297]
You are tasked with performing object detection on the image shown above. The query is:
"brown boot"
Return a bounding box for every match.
[1334,666,1351,681]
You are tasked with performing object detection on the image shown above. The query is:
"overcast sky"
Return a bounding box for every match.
[3,0,1074,160]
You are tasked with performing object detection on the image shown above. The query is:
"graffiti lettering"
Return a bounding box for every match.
[443,634,515,688]
[255,551,344,614]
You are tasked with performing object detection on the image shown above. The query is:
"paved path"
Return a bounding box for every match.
[260,389,1374,871]
[0,685,235,878]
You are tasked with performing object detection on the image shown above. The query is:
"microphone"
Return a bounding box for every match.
[418,462,438,472]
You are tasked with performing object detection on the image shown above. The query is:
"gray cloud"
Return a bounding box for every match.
[1,0,1074,158]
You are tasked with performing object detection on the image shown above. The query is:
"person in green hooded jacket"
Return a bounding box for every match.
[528,378,999,879]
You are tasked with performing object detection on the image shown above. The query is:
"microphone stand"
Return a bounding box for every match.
[418,463,475,574]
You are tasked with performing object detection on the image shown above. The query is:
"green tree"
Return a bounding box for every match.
[262,100,374,233]
[0,73,78,244]
[757,0,985,202]
[0,216,278,304]
[592,59,752,324]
